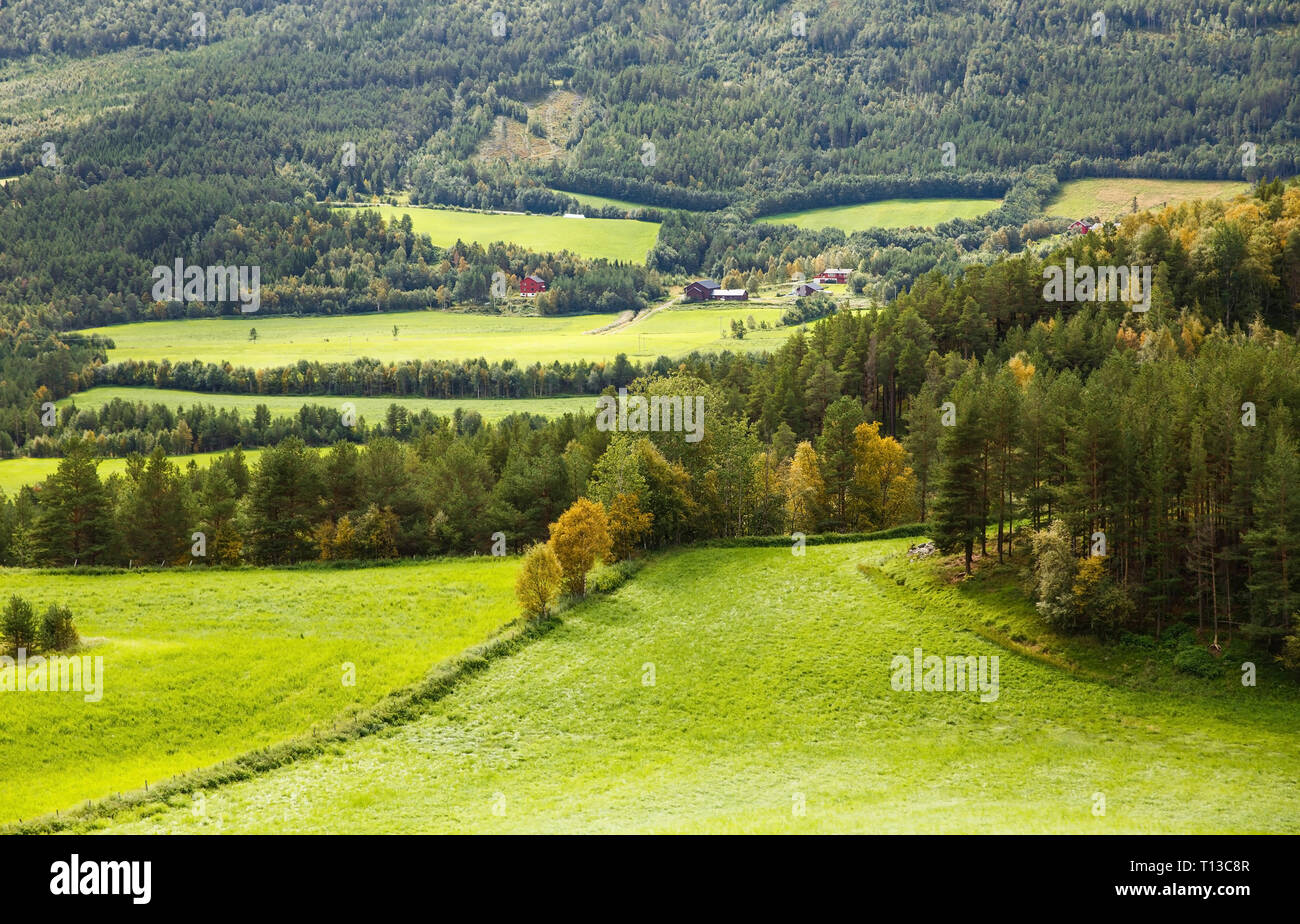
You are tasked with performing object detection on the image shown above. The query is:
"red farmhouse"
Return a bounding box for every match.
[521,274,547,297]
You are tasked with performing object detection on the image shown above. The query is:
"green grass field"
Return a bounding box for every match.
[58,387,592,423]
[342,204,660,263]
[76,305,790,367]
[759,197,1002,232]
[1046,178,1249,221]
[0,557,521,823]
[91,540,1300,833]
[545,189,660,214]
[0,450,268,495]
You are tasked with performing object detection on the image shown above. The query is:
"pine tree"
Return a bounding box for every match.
[32,438,115,565]
[1243,423,1300,640]
[123,446,194,564]
[816,396,864,528]
[932,388,984,574]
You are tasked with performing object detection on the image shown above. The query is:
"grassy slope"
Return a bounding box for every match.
[1046,178,1249,220]
[57,387,592,422]
[0,450,267,496]
[544,189,660,213]
[0,557,520,823]
[98,540,1300,833]
[343,204,661,263]
[759,197,1002,232]
[76,305,789,366]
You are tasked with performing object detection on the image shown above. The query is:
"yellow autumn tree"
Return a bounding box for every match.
[548,498,613,595]
[515,542,563,618]
[331,514,357,559]
[785,441,827,533]
[851,421,918,530]
[606,492,653,561]
[1007,352,1036,387]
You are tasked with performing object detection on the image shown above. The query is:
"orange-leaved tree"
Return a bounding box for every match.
[606,492,653,561]
[548,498,613,595]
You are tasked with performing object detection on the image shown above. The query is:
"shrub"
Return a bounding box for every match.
[1173,645,1224,679]
[38,604,80,651]
[2,595,38,652]
[1071,556,1133,638]
[780,294,838,326]
[1029,522,1078,629]
[586,558,642,595]
[1118,631,1157,651]
[515,543,563,618]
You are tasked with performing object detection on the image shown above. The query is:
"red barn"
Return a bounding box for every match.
[815,268,851,284]
[684,279,721,301]
[521,274,547,297]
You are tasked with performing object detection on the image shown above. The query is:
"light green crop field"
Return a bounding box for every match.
[1046,178,1249,220]
[341,204,660,263]
[0,450,267,496]
[545,188,661,213]
[97,540,1300,833]
[58,387,592,423]
[0,557,520,823]
[76,305,790,367]
[759,197,1002,232]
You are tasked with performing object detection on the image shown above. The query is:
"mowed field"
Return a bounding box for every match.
[76,305,791,367]
[545,188,660,214]
[0,558,521,823]
[95,540,1300,834]
[759,197,1002,232]
[59,387,592,423]
[1046,178,1249,220]
[0,449,267,495]
[342,204,660,263]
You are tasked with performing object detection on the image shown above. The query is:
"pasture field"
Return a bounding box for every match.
[546,189,662,214]
[0,450,267,495]
[58,387,592,423]
[76,305,791,367]
[759,197,1002,232]
[341,204,660,263]
[95,540,1300,834]
[1046,178,1249,220]
[0,557,520,823]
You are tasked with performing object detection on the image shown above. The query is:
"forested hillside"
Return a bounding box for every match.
[1,0,1297,330]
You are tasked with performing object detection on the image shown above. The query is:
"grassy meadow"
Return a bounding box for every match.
[0,450,268,496]
[759,197,1002,232]
[342,204,660,263]
[545,189,661,214]
[0,557,521,823]
[91,539,1300,834]
[58,387,592,423]
[1046,178,1249,220]
[76,305,791,367]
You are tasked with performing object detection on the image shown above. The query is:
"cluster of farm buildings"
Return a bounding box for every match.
[683,268,851,302]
